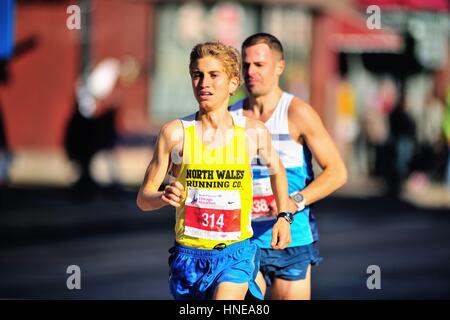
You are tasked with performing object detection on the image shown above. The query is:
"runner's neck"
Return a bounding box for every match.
[246,88,283,120]
[197,108,233,130]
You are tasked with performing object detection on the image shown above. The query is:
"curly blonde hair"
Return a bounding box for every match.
[189,41,241,88]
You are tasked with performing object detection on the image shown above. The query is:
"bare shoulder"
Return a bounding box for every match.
[158,119,184,149]
[288,96,324,134]
[289,97,320,121]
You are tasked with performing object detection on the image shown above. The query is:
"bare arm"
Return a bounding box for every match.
[136,120,184,211]
[289,99,348,209]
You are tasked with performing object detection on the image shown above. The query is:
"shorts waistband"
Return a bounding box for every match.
[172,239,252,257]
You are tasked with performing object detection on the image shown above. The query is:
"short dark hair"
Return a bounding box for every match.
[242,33,284,59]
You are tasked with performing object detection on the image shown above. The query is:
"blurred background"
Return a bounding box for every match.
[0,0,450,299]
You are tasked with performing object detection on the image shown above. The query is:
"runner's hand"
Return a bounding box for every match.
[271,218,291,250]
[161,181,185,207]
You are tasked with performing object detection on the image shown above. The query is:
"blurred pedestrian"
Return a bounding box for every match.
[335,78,359,176]
[137,41,292,300]
[65,58,121,196]
[410,88,446,184]
[363,77,395,179]
[0,104,10,185]
[229,33,347,300]
[388,96,416,196]
[0,59,11,186]
[443,87,450,190]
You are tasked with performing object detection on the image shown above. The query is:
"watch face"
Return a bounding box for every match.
[293,192,303,203]
[286,212,294,223]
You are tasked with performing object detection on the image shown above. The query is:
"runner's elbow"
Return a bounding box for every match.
[337,164,348,188]
[136,192,151,212]
[136,196,146,212]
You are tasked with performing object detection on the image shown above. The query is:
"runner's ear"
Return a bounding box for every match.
[229,76,239,96]
[275,59,285,77]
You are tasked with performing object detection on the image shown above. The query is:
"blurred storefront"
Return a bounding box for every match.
[0,0,341,186]
[150,1,314,122]
[0,0,449,196]
[0,0,152,186]
[331,0,450,198]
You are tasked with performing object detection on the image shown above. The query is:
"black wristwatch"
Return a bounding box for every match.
[277,211,294,224]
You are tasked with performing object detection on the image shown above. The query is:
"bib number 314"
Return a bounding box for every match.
[184,188,241,240]
[201,212,224,228]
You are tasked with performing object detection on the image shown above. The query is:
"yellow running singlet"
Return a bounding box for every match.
[174,113,253,249]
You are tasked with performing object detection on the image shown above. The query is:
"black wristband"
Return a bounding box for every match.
[277,211,294,224]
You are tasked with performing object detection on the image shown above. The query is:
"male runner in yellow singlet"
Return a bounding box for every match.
[137,41,292,300]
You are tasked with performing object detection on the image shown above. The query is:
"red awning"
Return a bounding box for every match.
[329,13,403,53]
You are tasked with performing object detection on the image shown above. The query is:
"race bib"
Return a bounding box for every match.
[184,188,241,240]
[251,177,276,221]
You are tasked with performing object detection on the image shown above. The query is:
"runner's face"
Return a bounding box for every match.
[191,56,238,111]
[242,43,284,97]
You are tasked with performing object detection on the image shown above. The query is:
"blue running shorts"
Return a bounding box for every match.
[260,242,322,287]
[168,239,263,300]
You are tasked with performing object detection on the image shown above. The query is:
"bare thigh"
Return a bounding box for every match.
[255,271,267,297]
[213,281,248,300]
[270,264,311,300]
